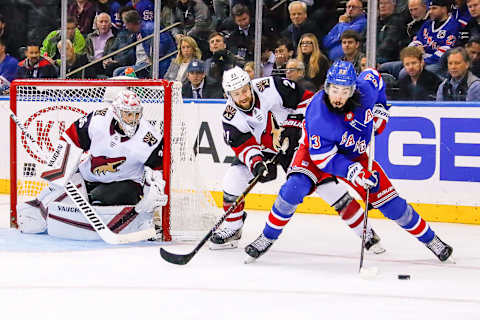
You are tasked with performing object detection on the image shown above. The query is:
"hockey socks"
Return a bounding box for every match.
[222,192,246,230]
[262,174,310,240]
[333,193,371,239]
[379,197,434,243]
[263,196,296,240]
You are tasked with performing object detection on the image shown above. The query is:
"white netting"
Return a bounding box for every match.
[11,80,221,239]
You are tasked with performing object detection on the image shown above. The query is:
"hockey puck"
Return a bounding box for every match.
[398,274,411,280]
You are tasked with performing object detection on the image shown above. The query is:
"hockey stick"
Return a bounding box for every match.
[5,105,156,244]
[359,124,376,272]
[160,142,289,265]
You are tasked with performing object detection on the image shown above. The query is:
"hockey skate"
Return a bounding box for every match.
[365,229,386,254]
[244,234,275,263]
[426,235,453,262]
[209,213,247,250]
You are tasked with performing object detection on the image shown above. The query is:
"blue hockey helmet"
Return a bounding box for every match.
[325,60,357,87]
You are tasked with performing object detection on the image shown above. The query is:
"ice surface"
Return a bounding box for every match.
[0,201,479,319]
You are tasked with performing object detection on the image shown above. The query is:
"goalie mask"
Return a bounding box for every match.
[324,60,357,110]
[112,89,143,137]
[222,66,255,112]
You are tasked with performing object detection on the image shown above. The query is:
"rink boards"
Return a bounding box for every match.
[0,97,479,224]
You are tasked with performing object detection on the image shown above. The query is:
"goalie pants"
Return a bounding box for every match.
[86,180,143,206]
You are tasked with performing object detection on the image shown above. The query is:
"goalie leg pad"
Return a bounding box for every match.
[17,200,47,234]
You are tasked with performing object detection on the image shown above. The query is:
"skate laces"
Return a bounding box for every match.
[214,226,240,239]
[251,234,273,250]
[427,236,445,255]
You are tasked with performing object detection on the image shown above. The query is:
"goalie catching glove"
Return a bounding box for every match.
[372,103,390,135]
[347,162,379,192]
[135,168,168,214]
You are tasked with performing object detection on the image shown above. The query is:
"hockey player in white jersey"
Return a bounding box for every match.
[16,89,167,241]
[209,66,385,254]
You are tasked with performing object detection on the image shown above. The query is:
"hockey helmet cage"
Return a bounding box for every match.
[112,89,143,137]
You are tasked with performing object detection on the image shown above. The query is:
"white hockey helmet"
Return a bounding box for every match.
[111,89,143,137]
[222,66,251,94]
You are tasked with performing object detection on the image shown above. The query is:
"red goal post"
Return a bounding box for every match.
[9,79,220,241]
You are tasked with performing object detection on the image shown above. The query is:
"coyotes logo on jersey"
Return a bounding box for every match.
[143,131,158,146]
[256,78,270,92]
[91,155,126,175]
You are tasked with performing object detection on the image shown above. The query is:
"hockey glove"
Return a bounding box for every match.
[372,104,390,136]
[251,155,277,183]
[347,162,379,193]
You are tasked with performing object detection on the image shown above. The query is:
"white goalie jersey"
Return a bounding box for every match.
[64,107,163,185]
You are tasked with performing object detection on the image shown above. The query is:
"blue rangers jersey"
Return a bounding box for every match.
[127,0,154,22]
[411,15,460,65]
[304,69,387,179]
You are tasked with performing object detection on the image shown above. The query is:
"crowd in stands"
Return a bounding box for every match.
[1,0,480,101]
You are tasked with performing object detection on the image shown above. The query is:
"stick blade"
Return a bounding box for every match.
[160,247,194,265]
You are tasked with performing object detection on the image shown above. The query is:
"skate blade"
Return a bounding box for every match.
[369,243,386,255]
[244,253,257,264]
[443,255,456,264]
[208,240,239,250]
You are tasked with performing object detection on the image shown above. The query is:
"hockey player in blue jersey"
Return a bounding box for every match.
[244,60,453,263]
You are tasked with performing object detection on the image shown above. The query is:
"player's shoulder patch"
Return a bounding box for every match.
[223,104,237,121]
[94,108,108,116]
[143,131,158,146]
[255,78,270,92]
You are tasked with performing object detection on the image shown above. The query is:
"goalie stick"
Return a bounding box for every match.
[359,124,376,272]
[160,141,289,265]
[4,105,156,244]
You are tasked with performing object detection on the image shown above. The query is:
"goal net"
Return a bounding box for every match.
[9,79,222,241]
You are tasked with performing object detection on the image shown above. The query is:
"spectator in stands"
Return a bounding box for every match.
[0,14,16,59]
[406,0,430,41]
[323,0,367,61]
[58,39,93,79]
[285,58,317,92]
[182,59,224,98]
[296,33,330,90]
[109,10,176,78]
[453,0,472,28]
[437,47,480,100]
[458,0,480,46]
[204,31,237,84]
[95,0,123,31]
[165,35,202,82]
[410,0,460,75]
[360,56,368,71]
[397,46,442,100]
[272,37,295,77]
[281,1,321,49]
[377,0,410,64]
[261,38,276,77]
[86,13,116,76]
[41,16,86,66]
[243,60,255,79]
[339,30,365,75]
[465,38,480,76]
[0,38,18,93]
[17,42,58,79]
[227,4,255,63]
[68,0,97,36]
[170,0,213,41]
[127,0,154,23]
